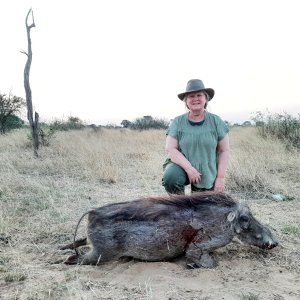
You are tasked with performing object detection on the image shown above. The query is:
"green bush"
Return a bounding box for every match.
[252,111,300,149]
[27,117,86,147]
[1,114,24,132]
[129,116,169,130]
[0,92,26,134]
[49,117,85,131]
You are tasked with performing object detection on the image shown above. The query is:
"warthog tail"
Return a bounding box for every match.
[73,210,94,255]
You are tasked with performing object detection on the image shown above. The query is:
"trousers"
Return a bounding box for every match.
[162,161,213,194]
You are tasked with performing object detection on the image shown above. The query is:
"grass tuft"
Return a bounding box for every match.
[282,223,300,235]
[241,292,260,300]
[4,271,27,282]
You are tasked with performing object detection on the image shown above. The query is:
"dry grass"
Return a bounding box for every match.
[0,126,299,299]
[227,127,299,198]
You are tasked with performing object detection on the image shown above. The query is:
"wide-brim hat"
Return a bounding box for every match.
[177,79,214,100]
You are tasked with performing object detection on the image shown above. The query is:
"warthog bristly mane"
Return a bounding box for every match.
[91,192,237,223]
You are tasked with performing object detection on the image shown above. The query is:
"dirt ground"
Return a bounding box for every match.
[1,196,299,300]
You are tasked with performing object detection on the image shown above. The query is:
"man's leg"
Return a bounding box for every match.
[162,162,189,194]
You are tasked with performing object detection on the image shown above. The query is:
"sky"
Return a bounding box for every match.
[1,0,299,125]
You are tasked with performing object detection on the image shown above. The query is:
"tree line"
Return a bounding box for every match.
[0,93,169,134]
[1,92,299,150]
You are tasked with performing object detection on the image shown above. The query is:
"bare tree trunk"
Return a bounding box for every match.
[22,9,39,157]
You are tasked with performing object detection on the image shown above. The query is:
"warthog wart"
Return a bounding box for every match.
[61,192,278,268]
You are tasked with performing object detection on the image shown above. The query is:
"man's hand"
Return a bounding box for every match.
[214,177,225,192]
[186,167,202,184]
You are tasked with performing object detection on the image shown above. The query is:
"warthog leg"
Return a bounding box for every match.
[65,250,105,265]
[186,243,218,269]
[60,237,87,250]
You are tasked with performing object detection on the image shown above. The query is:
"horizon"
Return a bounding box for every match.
[18,105,297,127]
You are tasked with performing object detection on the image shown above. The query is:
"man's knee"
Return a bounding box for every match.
[162,164,187,194]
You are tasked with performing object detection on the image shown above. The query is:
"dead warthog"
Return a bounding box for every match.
[61,192,278,268]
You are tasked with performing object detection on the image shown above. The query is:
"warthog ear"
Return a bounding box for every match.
[227,212,236,222]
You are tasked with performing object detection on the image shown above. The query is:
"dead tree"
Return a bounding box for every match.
[22,8,39,157]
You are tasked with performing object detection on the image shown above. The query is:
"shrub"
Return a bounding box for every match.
[0,93,26,134]
[49,117,85,131]
[27,117,86,147]
[129,116,169,130]
[3,114,24,131]
[252,111,300,149]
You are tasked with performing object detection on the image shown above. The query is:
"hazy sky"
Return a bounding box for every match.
[1,0,299,125]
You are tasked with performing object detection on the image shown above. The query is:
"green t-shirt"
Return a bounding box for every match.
[166,112,229,189]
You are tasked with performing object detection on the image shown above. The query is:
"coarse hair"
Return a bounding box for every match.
[184,90,210,110]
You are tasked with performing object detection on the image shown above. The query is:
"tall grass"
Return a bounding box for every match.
[0,128,166,239]
[227,127,299,198]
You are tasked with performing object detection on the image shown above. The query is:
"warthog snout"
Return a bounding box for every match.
[261,239,278,250]
[234,210,278,250]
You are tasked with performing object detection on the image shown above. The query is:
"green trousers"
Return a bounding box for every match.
[162,161,213,194]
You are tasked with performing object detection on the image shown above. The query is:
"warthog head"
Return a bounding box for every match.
[228,204,278,250]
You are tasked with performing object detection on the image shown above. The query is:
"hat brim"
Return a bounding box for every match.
[178,88,215,101]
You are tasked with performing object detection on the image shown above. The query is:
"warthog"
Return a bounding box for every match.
[62,192,278,268]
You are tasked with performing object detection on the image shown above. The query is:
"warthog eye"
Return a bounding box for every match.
[239,215,249,223]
